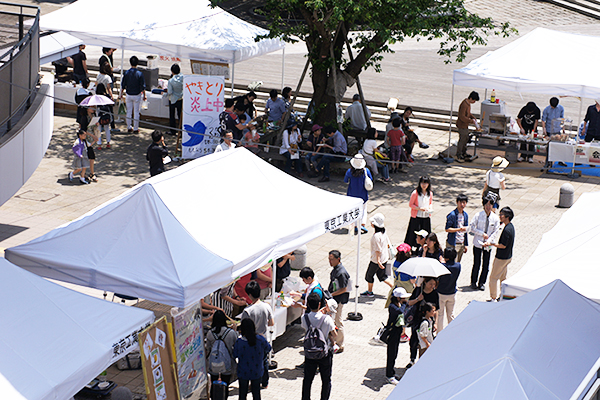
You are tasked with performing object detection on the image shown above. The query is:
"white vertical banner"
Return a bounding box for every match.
[182,75,225,159]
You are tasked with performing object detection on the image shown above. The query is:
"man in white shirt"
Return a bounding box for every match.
[468,195,500,291]
[301,292,336,400]
[214,131,236,153]
[345,94,371,131]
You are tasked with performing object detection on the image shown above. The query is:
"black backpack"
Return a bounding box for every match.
[98,105,111,126]
[303,315,329,359]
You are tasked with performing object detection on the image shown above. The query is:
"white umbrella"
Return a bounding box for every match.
[398,257,450,278]
[79,95,114,106]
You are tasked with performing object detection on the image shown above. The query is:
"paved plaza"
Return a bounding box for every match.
[1,113,599,399]
[2,0,600,397]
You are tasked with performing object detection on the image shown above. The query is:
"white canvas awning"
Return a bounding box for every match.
[502,191,600,303]
[388,280,600,400]
[0,257,154,400]
[37,0,285,64]
[39,31,83,65]
[6,148,363,308]
[453,28,600,99]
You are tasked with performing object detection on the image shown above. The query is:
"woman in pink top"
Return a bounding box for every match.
[404,176,433,250]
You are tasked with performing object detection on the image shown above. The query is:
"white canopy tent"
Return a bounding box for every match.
[39,31,83,65]
[502,191,600,303]
[6,148,363,309]
[37,0,284,64]
[388,280,600,400]
[0,257,154,400]
[447,28,600,154]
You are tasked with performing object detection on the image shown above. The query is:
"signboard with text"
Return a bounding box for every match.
[172,303,207,400]
[181,75,225,159]
[139,317,179,400]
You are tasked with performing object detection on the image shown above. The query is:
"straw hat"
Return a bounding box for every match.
[350,154,367,170]
[491,156,509,171]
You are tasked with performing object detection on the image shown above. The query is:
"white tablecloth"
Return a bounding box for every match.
[548,142,600,164]
[271,304,304,339]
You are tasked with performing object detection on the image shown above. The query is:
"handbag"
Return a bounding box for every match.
[378,323,392,344]
[364,170,373,191]
[72,142,84,158]
[117,99,127,115]
[386,235,397,261]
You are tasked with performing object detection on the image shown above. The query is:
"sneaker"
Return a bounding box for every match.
[528,158,534,163]
[400,334,410,343]
[106,143,111,149]
[455,157,465,163]
[405,360,415,369]
[96,146,102,150]
[470,283,478,290]
[486,298,497,302]
[354,227,359,235]
[68,171,74,182]
[369,337,386,347]
[360,291,374,297]
[127,128,133,133]
[387,377,399,385]
[79,177,89,185]
[361,226,368,234]
[419,142,429,149]
[478,285,485,291]
[518,157,524,162]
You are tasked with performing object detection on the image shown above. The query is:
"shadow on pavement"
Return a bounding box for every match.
[362,366,389,392]
[0,224,28,242]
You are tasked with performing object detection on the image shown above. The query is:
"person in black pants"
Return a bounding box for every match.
[406,277,439,368]
[469,195,501,291]
[167,63,183,135]
[385,288,411,385]
[516,101,540,163]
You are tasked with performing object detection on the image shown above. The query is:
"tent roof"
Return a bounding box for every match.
[388,280,600,400]
[453,28,600,98]
[38,0,284,63]
[0,257,154,400]
[40,31,83,65]
[502,191,600,303]
[6,148,363,308]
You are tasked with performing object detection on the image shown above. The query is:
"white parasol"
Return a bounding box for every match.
[398,257,450,278]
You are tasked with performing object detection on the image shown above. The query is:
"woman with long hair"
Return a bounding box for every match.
[404,176,433,250]
[420,232,444,263]
[206,310,237,399]
[406,277,439,368]
[233,319,271,400]
[344,154,372,235]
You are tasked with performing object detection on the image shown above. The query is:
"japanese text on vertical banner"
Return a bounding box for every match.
[172,303,207,400]
[182,76,225,159]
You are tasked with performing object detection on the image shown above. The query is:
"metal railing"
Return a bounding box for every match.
[0,2,40,138]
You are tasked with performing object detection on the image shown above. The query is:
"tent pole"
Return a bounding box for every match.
[447,83,455,158]
[347,215,363,321]
[118,46,125,123]
[281,47,285,90]
[230,58,236,99]
[269,259,277,369]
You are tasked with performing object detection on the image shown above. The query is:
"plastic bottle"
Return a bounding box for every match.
[490,89,496,103]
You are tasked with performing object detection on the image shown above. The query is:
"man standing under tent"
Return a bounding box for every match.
[541,97,565,140]
[517,101,540,163]
[242,281,274,389]
[455,91,479,163]
[68,44,88,84]
[485,206,515,302]
[119,56,146,134]
[327,250,350,352]
[582,99,600,143]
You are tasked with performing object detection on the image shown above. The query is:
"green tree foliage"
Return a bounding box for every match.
[214,0,514,125]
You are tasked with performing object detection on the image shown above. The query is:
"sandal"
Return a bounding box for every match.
[89,174,97,182]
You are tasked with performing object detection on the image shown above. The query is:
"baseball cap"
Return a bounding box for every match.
[392,287,411,298]
[414,229,428,237]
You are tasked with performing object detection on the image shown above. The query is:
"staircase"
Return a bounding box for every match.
[543,0,600,19]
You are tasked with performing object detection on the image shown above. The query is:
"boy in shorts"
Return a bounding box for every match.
[387,118,406,173]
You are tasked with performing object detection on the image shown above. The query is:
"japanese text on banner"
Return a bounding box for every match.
[181,76,225,159]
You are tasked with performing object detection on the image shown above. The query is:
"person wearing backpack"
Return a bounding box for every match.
[233,318,271,400]
[406,277,439,369]
[206,310,237,399]
[301,292,336,400]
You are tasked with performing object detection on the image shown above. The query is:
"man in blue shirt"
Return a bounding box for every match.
[445,194,469,262]
[541,97,564,139]
[265,89,286,124]
[316,127,347,182]
[582,100,600,142]
[119,56,146,133]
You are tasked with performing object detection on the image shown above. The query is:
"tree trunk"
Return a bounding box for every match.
[310,66,338,127]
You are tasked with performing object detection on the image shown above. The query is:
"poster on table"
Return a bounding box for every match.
[588,147,600,164]
[171,302,207,400]
[181,75,225,159]
[139,317,180,400]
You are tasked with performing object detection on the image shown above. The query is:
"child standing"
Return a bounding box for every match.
[483,157,508,210]
[69,129,93,184]
[385,287,411,385]
[417,302,437,357]
[387,118,406,173]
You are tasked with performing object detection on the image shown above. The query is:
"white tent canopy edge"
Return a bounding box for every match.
[0,257,154,400]
[6,148,363,308]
